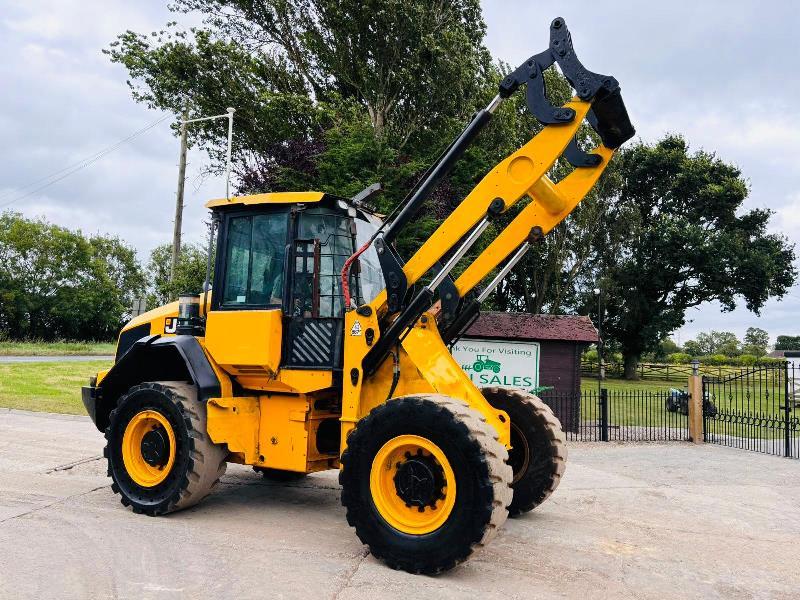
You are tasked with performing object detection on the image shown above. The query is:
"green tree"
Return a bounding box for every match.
[592,136,796,378]
[653,338,681,361]
[743,326,769,356]
[171,0,490,142]
[683,340,702,356]
[0,212,145,340]
[146,243,209,308]
[106,1,492,203]
[776,335,800,350]
[106,0,509,262]
[692,331,740,356]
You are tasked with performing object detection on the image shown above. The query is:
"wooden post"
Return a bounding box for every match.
[171,106,189,283]
[688,359,704,444]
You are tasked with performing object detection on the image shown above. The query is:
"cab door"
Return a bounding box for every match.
[282,207,353,370]
[204,208,289,377]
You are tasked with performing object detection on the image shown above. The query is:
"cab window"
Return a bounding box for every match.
[296,211,353,317]
[222,213,287,307]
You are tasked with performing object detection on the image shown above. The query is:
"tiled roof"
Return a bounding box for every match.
[769,350,800,358]
[464,311,599,343]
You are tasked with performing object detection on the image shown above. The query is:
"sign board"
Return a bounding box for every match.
[451,337,540,391]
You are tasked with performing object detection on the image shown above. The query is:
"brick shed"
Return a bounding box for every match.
[458,312,599,432]
[463,312,598,395]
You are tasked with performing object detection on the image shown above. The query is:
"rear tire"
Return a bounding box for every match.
[104,381,227,516]
[340,395,512,574]
[481,386,567,516]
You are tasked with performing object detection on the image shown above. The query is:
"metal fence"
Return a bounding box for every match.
[703,364,800,459]
[539,388,690,442]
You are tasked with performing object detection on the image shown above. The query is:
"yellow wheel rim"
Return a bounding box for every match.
[122,410,176,487]
[369,435,456,535]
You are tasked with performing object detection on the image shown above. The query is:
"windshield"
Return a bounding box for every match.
[355,214,384,304]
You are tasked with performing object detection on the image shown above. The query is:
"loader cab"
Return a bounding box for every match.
[205,192,382,377]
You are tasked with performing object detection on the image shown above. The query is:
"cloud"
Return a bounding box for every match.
[0,0,220,262]
[773,192,800,240]
[0,0,797,343]
[481,0,799,344]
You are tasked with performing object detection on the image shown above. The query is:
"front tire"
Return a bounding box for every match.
[104,381,227,516]
[340,395,512,574]
[482,386,567,516]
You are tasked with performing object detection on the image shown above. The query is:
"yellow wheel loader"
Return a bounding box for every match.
[83,18,634,574]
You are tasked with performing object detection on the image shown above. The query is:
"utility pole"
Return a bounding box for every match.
[170,106,189,283]
[169,106,235,288]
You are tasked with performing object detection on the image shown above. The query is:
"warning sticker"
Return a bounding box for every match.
[350,320,363,336]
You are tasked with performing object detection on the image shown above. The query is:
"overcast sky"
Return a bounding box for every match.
[1,0,798,345]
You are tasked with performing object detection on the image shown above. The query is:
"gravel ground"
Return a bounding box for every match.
[1,408,798,600]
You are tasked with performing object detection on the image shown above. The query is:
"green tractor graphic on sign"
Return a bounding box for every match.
[472,355,501,373]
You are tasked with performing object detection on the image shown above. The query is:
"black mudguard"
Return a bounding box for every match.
[86,335,220,431]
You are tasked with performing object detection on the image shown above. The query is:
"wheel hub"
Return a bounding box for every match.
[140,427,170,467]
[393,450,446,510]
[122,409,176,487]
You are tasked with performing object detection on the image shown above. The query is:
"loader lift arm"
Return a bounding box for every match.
[342,17,634,377]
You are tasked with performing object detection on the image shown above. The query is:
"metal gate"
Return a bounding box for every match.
[703,364,800,458]
[539,388,690,442]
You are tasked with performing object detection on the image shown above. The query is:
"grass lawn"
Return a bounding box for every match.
[0,360,111,414]
[580,376,797,439]
[582,377,685,393]
[0,340,115,356]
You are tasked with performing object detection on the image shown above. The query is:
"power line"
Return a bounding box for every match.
[0,113,173,210]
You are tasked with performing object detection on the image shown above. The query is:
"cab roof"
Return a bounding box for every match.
[205,191,326,209]
[205,190,385,221]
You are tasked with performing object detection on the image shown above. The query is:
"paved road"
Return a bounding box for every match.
[1,409,798,600]
[0,355,113,363]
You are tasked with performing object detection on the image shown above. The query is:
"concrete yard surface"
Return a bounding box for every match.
[0,408,798,600]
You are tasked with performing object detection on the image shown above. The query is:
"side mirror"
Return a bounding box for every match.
[351,182,382,206]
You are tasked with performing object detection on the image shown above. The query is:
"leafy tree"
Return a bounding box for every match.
[651,337,681,361]
[691,331,740,356]
[108,0,613,304]
[683,340,702,356]
[170,0,491,143]
[743,326,769,356]
[106,2,798,378]
[106,1,492,204]
[0,212,145,340]
[146,243,209,308]
[589,136,796,378]
[776,335,800,350]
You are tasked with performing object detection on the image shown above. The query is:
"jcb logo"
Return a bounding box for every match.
[164,317,177,334]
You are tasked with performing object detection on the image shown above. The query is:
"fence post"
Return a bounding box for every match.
[784,361,791,458]
[688,359,703,444]
[599,388,609,442]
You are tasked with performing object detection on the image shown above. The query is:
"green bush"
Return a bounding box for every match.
[739,354,758,365]
[699,354,729,365]
[758,356,785,365]
[667,352,691,364]
[0,212,145,341]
